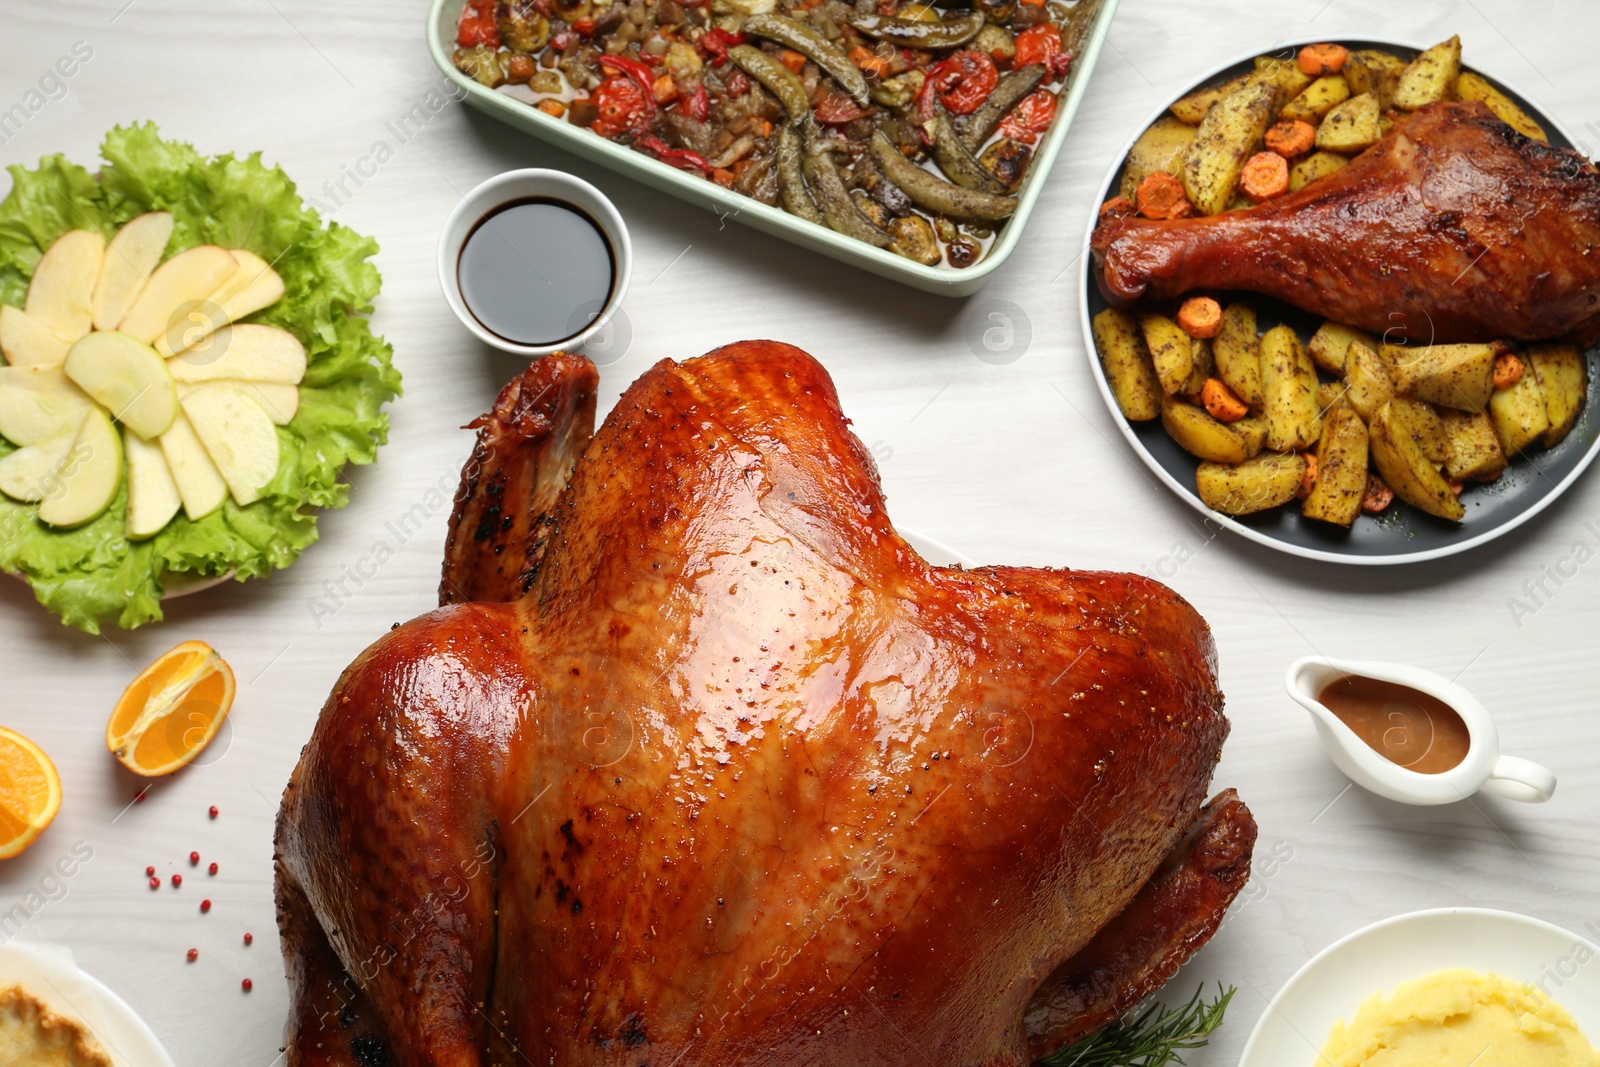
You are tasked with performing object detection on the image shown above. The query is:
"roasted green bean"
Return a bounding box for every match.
[847,10,984,49]
[776,123,822,223]
[931,111,1009,194]
[742,14,870,108]
[804,140,892,247]
[961,64,1047,152]
[727,45,812,124]
[869,131,1017,221]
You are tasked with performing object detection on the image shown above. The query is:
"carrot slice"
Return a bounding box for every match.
[1297,42,1348,76]
[1099,194,1134,219]
[1238,151,1289,203]
[777,49,807,74]
[1296,453,1319,499]
[1177,296,1223,339]
[1493,352,1524,388]
[1201,378,1249,422]
[1135,171,1192,219]
[1361,474,1394,513]
[1264,118,1316,158]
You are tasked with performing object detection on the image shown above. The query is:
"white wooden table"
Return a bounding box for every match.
[3,1,1598,1063]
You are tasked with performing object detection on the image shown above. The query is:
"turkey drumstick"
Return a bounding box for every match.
[1093,101,1600,344]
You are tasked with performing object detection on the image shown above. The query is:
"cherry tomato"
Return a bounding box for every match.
[924,50,998,117]
[1014,25,1070,75]
[456,0,499,47]
[814,89,869,126]
[591,75,651,139]
[996,88,1056,144]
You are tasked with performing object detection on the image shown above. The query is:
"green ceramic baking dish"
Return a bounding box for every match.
[426,0,1118,296]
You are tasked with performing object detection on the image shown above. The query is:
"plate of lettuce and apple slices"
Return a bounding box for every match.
[0,125,400,632]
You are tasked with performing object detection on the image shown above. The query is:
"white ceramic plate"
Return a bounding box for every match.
[1079,39,1600,566]
[0,942,175,1067]
[1239,908,1600,1067]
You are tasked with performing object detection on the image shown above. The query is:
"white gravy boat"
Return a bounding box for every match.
[1285,656,1556,805]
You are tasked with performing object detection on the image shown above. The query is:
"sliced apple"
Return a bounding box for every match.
[181,386,279,506]
[0,306,73,369]
[0,425,82,502]
[0,365,93,445]
[92,212,176,332]
[178,380,298,425]
[123,428,182,538]
[117,245,238,346]
[63,331,178,440]
[37,407,121,527]
[25,229,105,341]
[159,411,229,520]
[167,324,306,384]
[161,250,285,357]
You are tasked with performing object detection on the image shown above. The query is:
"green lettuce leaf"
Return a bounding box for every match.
[0,123,400,633]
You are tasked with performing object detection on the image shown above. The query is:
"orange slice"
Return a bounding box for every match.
[0,727,63,859]
[106,640,235,777]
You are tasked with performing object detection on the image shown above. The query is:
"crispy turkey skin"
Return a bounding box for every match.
[275,342,1254,1066]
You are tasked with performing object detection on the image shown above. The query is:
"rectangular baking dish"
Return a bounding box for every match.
[426,0,1118,296]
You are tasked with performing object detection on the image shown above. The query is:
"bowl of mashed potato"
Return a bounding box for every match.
[1240,909,1600,1067]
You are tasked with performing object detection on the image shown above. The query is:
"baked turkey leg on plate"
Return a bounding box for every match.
[275,342,1254,1067]
[1093,101,1600,344]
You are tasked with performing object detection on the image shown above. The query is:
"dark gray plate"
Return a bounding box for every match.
[1079,38,1599,565]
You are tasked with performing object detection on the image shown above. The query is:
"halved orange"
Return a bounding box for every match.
[107,640,235,777]
[0,727,63,859]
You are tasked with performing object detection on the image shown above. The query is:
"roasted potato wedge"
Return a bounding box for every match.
[1181,80,1280,216]
[1169,71,1252,125]
[1343,340,1394,422]
[1369,400,1464,521]
[1392,395,1448,465]
[1315,92,1382,153]
[1260,324,1322,451]
[1162,395,1262,463]
[1092,308,1162,422]
[1184,337,1216,397]
[1342,49,1405,110]
[1308,320,1376,376]
[1289,151,1349,191]
[1302,402,1369,527]
[1280,75,1351,124]
[1252,54,1315,102]
[1489,368,1549,455]
[1315,380,1344,413]
[1139,312,1194,396]
[1196,452,1307,516]
[1525,342,1586,447]
[1393,35,1461,111]
[1119,117,1198,201]
[1233,415,1268,453]
[1441,410,1508,481]
[1382,342,1496,411]
[1456,71,1546,141]
[1213,303,1263,407]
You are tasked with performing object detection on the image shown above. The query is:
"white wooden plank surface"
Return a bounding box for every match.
[2,1,1598,1063]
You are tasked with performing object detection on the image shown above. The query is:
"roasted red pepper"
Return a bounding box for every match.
[456,0,500,47]
[675,83,710,123]
[700,27,747,64]
[1014,24,1070,76]
[635,135,714,174]
[996,88,1057,144]
[920,50,998,118]
[814,89,869,126]
[591,75,652,138]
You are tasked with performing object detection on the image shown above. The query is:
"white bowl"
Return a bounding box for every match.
[1239,908,1600,1067]
[0,941,175,1067]
[437,169,632,358]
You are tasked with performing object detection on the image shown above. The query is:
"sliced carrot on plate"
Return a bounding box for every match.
[1201,378,1249,421]
[106,640,236,777]
[0,727,62,859]
[1264,118,1316,158]
[1297,42,1348,76]
[1135,171,1192,219]
[1239,151,1289,203]
[1178,296,1223,339]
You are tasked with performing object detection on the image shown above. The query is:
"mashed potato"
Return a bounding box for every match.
[1322,969,1600,1067]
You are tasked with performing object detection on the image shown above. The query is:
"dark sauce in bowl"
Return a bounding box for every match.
[1316,674,1472,775]
[457,198,615,347]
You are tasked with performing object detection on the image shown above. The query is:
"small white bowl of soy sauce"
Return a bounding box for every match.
[438,169,630,358]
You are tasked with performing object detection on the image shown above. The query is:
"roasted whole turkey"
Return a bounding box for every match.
[1093,101,1600,344]
[274,341,1255,1066]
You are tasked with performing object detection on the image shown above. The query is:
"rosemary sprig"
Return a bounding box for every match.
[1039,984,1236,1067]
